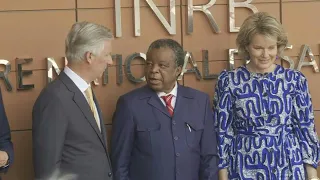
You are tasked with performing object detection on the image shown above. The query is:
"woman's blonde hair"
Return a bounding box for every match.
[236,12,288,59]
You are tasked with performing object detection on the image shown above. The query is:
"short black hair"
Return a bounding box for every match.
[147,39,185,67]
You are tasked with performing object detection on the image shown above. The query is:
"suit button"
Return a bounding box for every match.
[176,153,180,157]
[174,136,178,140]
[172,120,176,125]
[108,172,112,177]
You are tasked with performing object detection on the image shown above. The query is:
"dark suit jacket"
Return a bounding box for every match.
[0,88,13,174]
[32,72,112,180]
[111,84,219,180]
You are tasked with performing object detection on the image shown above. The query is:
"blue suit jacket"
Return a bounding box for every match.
[111,84,218,180]
[0,88,13,173]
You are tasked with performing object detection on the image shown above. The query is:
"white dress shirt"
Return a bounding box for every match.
[157,81,178,108]
[63,67,101,127]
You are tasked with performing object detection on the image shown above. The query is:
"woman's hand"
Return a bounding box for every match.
[218,169,228,180]
[305,164,319,180]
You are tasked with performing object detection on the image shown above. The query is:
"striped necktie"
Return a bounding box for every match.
[161,94,174,117]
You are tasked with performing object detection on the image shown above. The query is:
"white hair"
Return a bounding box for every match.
[65,21,113,63]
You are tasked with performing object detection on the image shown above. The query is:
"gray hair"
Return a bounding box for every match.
[147,39,185,68]
[236,12,288,59]
[65,21,113,63]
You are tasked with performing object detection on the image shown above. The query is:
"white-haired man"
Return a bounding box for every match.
[32,21,113,180]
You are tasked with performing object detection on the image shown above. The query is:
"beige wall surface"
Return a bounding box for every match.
[0,0,320,179]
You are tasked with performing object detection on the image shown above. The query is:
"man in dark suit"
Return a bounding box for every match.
[111,39,219,180]
[0,88,13,177]
[32,21,113,180]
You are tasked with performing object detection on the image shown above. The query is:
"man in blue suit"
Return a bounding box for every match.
[0,88,13,176]
[111,39,218,180]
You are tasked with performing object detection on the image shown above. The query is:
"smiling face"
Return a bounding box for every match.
[246,33,278,73]
[145,47,182,93]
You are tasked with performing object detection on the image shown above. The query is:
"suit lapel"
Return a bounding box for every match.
[142,86,171,118]
[172,84,194,120]
[148,95,171,117]
[92,92,107,148]
[142,84,192,118]
[58,72,107,152]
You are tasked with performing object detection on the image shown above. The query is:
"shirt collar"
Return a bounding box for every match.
[157,81,178,98]
[63,66,90,93]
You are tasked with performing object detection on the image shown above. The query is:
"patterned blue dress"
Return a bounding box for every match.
[213,64,320,179]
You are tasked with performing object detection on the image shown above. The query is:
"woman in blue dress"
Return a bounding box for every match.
[213,12,320,180]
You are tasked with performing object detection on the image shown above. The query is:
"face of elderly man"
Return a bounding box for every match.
[145,47,182,93]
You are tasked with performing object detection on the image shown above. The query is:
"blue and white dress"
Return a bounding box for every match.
[213,64,320,179]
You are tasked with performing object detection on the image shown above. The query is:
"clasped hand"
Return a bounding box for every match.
[0,151,8,167]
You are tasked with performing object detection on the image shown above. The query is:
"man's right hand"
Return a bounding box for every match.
[0,151,9,167]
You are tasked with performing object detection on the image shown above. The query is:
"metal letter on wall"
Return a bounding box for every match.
[115,0,122,37]
[134,0,141,36]
[125,53,146,83]
[0,60,12,91]
[188,0,220,34]
[202,50,218,79]
[297,45,319,72]
[113,54,123,85]
[229,0,258,32]
[280,45,294,69]
[103,54,123,85]
[228,49,250,70]
[180,52,202,80]
[47,57,61,83]
[103,68,108,85]
[134,0,176,36]
[229,49,238,70]
[16,58,34,90]
[101,55,122,85]
[177,51,189,81]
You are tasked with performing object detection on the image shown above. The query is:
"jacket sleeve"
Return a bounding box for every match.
[213,70,235,169]
[292,72,320,168]
[200,94,219,180]
[32,94,68,179]
[111,96,134,180]
[0,88,13,173]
